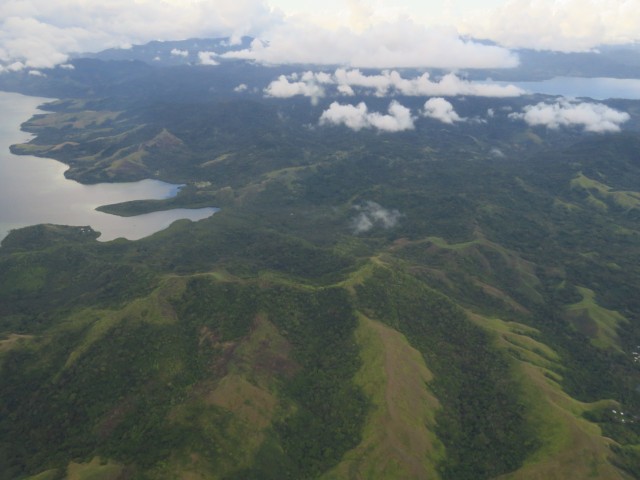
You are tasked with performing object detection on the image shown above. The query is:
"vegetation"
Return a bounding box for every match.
[2,43,640,478]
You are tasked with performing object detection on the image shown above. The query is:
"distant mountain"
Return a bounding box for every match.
[81,36,255,67]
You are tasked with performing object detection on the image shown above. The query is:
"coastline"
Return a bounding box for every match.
[0,90,217,243]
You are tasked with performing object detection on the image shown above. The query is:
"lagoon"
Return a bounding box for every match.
[0,91,216,243]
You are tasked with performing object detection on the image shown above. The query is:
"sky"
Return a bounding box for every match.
[1,0,640,72]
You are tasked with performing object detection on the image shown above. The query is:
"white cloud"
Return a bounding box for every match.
[509,99,631,133]
[422,97,462,124]
[5,61,26,72]
[2,0,640,71]
[351,201,402,233]
[267,0,640,53]
[337,84,355,96]
[234,83,248,92]
[265,68,524,99]
[170,48,189,57]
[490,147,505,158]
[0,0,279,70]
[461,0,640,52]
[320,101,369,130]
[264,74,325,104]
[223,19,518,68]
[198,51,219,66]
[320,100,415,132]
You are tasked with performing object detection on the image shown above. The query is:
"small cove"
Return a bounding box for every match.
[0,91,216,243]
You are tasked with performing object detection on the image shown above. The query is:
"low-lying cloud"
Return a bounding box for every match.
[422,98,462,124]
[264,73,326,104]
[171,48,188,57]
[320,101,414,132]
[197,51,219,66]
[263,69,523,100]
[0,0,278,71]
[351,201,402,234]
[510,99,631,133]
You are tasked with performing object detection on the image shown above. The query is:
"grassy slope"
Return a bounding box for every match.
[323,314,444,479]
[469,313,628,479]
[565,286,627,351]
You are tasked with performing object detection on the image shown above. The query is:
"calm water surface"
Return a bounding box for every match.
[0,91,216,243]
[509,77,640,100]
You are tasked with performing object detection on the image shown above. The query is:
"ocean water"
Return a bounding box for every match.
[508,76,640,100]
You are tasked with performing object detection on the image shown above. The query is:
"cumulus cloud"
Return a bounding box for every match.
[170,48,188,57]
[422,98,462,124]
[320,101,414,132]
[197,51,219,66]
[234,83,248,92]
[264,69,523,100]
[351,201,402,233]
[461,0,640,52]
[509,99,631,133]
[264,74,325,104]
[223,19,518,69]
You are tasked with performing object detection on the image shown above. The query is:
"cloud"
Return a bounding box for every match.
[0,2,518,72]
[0,16,82,70]
[509,99,631,133]
[264,74,325,104]
[170,48,188,57]
[490,147,505,158]
[198,51,219,66]
[422,98,462,124]
[351,201,402,233]
[265,69,524,100]
[0,0,279,70]
[234,83,248,92]
[320,100,414,132]
[3,0,640,72]
[223,19,519,69]
[461,0,640,52]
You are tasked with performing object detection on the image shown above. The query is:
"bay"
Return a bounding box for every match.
[0,91,216,243]
[507,76,640,100]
